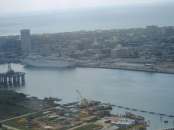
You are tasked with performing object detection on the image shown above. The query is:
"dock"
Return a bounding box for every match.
[113,105,174,118]
[161,128,174,130]
[0,64,25,87]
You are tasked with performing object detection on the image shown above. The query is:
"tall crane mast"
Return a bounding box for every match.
[76,89,83,100]
[76,89,88,107]
[76,89,90,119]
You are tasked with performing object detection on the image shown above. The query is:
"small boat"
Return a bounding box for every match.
[168,115,174,118]
[131,108,138,111]
[164,120,169,123]
[149,112,155,115]
[124,107,131,110]
[117,106,123,108]
[140,110,147,113]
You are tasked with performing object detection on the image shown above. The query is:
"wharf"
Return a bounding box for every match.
[0,64,25,87]
[113,105,174,118]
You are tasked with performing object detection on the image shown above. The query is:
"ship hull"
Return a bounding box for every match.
[22,59,76,68]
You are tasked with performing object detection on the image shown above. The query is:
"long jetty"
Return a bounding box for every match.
[0,71,25,87]
[163,128,174,130]
[113,105,174,118]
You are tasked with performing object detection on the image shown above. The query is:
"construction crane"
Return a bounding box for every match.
[76,89,83,100]
[76,90,89,119]
[76,89,88,107]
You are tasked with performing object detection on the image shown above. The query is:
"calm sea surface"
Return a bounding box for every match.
[0,64,174,130]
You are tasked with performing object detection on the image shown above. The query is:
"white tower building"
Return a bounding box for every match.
[20,29,31,56]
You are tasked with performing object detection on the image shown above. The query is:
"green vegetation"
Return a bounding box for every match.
[0,90,26,104]
[74,123,102,130]
[4,118,33,130]
[0,91,32,120]
[118,125,146,130]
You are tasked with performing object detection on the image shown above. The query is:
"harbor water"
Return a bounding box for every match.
[0,64,174,130]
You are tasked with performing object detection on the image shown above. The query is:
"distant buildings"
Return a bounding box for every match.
[111,47,138,58]
[0,26,174,64]
[20,29,31,56]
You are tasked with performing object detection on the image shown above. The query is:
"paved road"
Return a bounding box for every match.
[0,112,38,124]
[2,124,21,130]
[68,123,87,130]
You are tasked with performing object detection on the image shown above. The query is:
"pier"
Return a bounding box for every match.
[113,105,174,118]
[0,64,25,87]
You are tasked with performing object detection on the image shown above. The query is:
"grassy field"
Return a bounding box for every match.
[0,90,33,120]
[0,104,32,120]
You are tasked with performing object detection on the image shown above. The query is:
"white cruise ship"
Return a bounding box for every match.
[22,55,76,68]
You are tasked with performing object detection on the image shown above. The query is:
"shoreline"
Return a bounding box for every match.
[1,62,174,75]
[79,65,174,75]
[75,61,174,74]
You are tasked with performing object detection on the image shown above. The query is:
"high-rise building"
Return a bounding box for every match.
[20,29,31,56]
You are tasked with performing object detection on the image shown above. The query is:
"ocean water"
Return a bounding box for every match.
[0,64,174,130]
[0,3,174,129]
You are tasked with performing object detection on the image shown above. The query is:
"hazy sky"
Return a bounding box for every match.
[0,0,174,35]
[1,0,173,14]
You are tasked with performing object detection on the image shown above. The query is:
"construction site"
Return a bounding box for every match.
[0,90,147,130]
